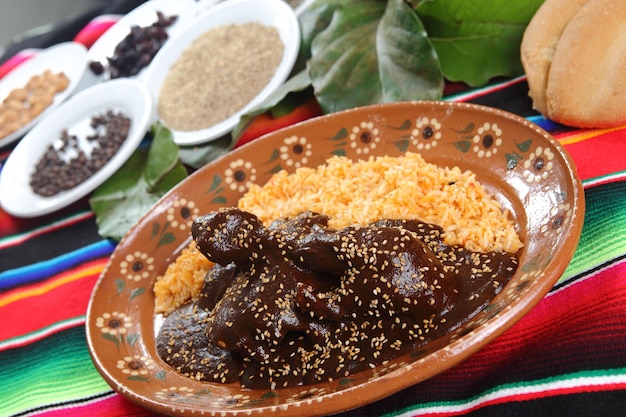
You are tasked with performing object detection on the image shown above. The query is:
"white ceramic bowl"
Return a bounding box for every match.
[0,42,88,148]
[87,0,198,81]
[142,0,301,146]
[0,79,152,218]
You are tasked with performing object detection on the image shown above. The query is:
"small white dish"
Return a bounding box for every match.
[0,41,88,148]
[87,0,198,81]
[142,0,301,146]
[0,79,152,218]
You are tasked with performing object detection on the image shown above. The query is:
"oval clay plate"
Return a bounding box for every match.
[87,101,584,416]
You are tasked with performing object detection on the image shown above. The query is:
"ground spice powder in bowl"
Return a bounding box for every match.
[158,22,284,132]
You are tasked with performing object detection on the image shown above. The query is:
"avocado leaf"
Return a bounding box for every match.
[415,0,543,86]
[308,0,443,113]
[90,124,188,241]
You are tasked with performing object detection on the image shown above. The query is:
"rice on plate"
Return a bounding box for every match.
[154,152,523,314]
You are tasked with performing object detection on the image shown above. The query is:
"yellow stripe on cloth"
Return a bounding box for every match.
[0,259,107,308]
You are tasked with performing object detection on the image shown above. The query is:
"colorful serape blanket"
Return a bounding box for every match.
[1,5,626,417]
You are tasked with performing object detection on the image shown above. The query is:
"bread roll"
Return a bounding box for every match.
[520,0,589,115]
[546,0,626,127]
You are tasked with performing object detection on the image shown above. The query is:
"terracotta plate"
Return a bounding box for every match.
[87,101,584,416]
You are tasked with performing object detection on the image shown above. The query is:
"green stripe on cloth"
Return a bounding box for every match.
[560,181,626,283]
[0,326,111,416]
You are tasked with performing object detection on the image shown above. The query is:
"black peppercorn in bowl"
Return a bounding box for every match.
[0,79,152,218]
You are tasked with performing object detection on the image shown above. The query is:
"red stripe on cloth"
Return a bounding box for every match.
[0,258,106,341]
[0,196,92,238]
[0,49,38,79]
[73,15,121,49]
[0,207,24,238]
[0,211,94,250]
[558,126,626,183]
[32,393,159,417]
[0,317,85,352]
[431,260,626,393]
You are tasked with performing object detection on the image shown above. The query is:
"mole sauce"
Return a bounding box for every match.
[156,208,519,389]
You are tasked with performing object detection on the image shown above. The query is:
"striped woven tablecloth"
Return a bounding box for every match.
[1,5,626,417]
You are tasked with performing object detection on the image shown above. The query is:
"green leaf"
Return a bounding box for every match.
[115,279,125,295]
[516,138,533,153]
[261,391,279,399]
[126,333,140,345]
[453,140,472,153]
[151,222,161,238]
[90,124,189,241]
[144,124,179,187]
[267,149,281,164]
[308,0,443,113]
[339,377,355,385]
[308,2,387,113]
[90,151,159,241]
[391,119,413,131]
[206,174,222,194]
[330,127,348,141]
[298,0,344,64]
[505,152,523,170]
[394,139,410,152]
[415,0,543,86]
[130,288,145,301]
[210,196,228,204]
[157,232,177,248]
[452,122,476,134]
[410,348,428,358]
[179,134,232,170]
[269,164,283,174]
[376,0,443,102]
[101,333,120,348]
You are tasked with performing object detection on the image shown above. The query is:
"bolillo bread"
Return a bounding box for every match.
[521,0,626,128]
[520,0,589,116]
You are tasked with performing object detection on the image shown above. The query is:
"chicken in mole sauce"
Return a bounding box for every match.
[156,208,519,389]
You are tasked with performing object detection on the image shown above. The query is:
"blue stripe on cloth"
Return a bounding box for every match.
[526,115,564,131]
[0,239,116,291]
